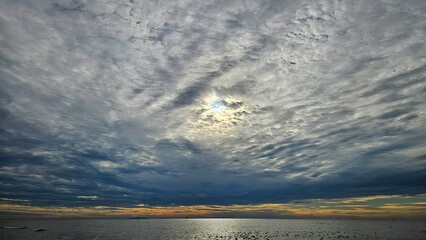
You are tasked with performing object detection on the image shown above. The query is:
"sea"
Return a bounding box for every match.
[1,218,425,240]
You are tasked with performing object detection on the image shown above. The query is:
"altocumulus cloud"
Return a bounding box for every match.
[0,0,425,210]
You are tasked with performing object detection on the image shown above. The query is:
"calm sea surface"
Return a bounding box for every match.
[1,219,425,240]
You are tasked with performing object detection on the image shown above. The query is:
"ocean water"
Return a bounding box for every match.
[1,218,425,240]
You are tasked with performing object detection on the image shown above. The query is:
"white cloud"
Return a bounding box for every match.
[77,196,98,200]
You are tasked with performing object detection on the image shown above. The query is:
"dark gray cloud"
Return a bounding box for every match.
[0,0,425,208]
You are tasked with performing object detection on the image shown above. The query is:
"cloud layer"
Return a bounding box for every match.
[2,194,426,219]
[1,0,425,210]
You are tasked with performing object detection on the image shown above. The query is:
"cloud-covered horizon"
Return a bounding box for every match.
[1,0,426,213]
[2,194,426,219]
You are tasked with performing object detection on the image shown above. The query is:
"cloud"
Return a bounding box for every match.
[0,0,425,213]
[77,196,98,200]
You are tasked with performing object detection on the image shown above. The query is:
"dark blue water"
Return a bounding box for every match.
[1,218,425,240]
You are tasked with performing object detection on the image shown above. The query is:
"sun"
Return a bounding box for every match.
[187,94,248,135]
[210,99,225,112]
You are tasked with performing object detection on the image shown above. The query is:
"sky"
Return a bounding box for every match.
[0,0,425,219]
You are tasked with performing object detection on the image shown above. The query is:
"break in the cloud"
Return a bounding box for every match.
[0,0,425,217]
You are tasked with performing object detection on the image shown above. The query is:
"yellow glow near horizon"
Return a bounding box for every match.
[1,194,426,219]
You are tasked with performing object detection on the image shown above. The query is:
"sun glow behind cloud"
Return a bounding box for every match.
[210,99,225,112]
[189,94,249,135]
